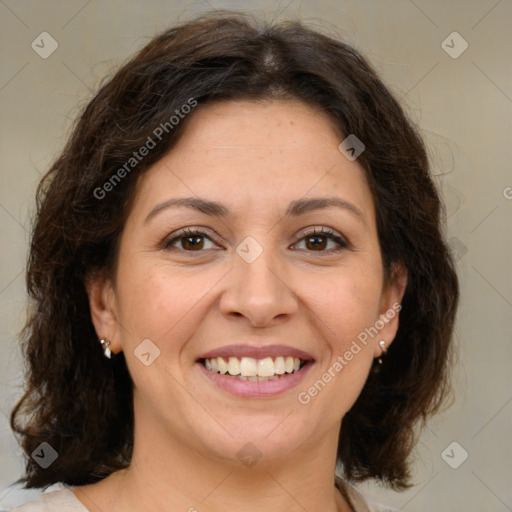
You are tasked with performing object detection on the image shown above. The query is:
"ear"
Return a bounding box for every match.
[85,271,122,355]
[373,262,408,358]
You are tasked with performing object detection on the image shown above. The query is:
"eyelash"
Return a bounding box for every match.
[162,226,349,255]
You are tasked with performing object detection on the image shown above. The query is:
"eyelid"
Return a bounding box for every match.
[293,226,351,248]
[294,225,343,240]
[162,226,222,248]
[163,225,351,254]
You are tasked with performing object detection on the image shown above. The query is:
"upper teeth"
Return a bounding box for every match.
[204,356,303,377]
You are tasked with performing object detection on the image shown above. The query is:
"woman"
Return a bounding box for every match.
[9,11,459,512]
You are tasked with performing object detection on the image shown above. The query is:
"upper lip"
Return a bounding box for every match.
[198,344,315,361]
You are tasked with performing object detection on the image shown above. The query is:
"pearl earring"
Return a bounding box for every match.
[378,340,387,365]
[100,339,112,359]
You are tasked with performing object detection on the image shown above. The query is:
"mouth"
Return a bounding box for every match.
[195,345,315,398]
[200,356,309,381]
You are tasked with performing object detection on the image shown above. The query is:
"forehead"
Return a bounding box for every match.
[172,98,344,161]
[130,99,374,223]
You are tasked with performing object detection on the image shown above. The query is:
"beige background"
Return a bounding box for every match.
[0,1,511,510]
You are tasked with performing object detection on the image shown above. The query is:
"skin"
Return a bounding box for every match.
[79,99,407,512]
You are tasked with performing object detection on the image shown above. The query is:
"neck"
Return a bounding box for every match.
[73,394,354,512]
[119,454,349,511]
[78,421,352,512]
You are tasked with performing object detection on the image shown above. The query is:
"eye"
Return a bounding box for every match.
[292,227,349,253]
[162,226,349,254]
[163,228,218,252]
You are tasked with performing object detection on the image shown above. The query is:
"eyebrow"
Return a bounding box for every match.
[144,196,366,225]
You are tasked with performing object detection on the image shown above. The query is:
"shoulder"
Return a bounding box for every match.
[335,475,397,512]
[8,484,88,512]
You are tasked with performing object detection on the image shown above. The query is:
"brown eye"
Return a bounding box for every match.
[293,227,349,253]
[304,234,328,251]
[180,234,205,250]
[163,228,216,251]
[163,226,349,255]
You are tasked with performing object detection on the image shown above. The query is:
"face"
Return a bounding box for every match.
[88,99,405,467]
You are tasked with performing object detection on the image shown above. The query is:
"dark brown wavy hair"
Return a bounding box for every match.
[10,11,459,491]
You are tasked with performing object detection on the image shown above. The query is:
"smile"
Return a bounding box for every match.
[202,356,307,381]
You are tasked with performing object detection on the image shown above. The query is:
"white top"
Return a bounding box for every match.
[8,484,87,511]
[9,478,397,512]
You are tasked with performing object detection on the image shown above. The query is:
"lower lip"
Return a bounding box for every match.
[196,360,314,398]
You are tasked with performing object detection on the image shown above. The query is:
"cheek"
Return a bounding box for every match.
[113,262,211,402]
[302,268,383,345]
[300,272,381,418]
[115,260,221,347]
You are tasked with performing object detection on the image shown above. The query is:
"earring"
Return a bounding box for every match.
[100,338,112,359]
[377,340,387,365]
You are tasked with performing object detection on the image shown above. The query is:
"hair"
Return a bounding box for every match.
[10,11,459,491]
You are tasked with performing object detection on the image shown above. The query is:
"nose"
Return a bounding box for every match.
[219,243,298,328]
